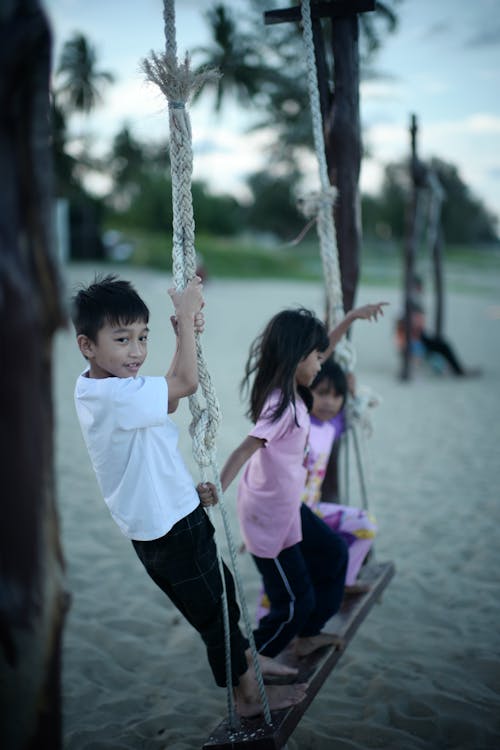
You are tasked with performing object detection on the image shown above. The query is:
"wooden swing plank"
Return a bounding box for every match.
[202,560,395,750]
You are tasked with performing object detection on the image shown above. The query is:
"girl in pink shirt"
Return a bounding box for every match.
[221,302,386,659]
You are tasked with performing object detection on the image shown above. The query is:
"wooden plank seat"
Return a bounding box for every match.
[203,560,395,750]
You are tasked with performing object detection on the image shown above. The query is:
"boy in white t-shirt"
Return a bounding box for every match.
[71,274,304,717]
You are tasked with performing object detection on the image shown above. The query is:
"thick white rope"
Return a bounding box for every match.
[142,0,271,728]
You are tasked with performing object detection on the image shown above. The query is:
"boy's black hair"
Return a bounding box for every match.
[242,307,329,424]
[311,357,348,405]
[71,274,149,341]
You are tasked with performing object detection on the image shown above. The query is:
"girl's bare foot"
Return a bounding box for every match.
[234,681,307,718]
[294,633,345,658]
[247,650,298,679]
[344,581,371,596]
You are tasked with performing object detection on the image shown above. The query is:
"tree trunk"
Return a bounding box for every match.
[432,224,444,338]
[325,15,362,315]
[0,2,68,748]
[402,114,426,381]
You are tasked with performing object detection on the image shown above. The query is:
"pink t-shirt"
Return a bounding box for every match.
[237,390,309,558]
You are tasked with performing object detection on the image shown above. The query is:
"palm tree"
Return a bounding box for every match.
[359,1,399,58]
[50,97,77,194]
[193,4,271,111]
[55,32,114,115]
[110,125,146,200]
[52,33,115,258]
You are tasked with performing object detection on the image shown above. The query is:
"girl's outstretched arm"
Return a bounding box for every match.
[220,436,264,492]
[324,302,388,359]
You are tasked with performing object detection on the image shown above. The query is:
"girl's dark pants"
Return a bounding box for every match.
[132,504,249,687]
[252,503,348,658]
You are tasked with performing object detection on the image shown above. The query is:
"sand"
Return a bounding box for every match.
[55,261,500,750]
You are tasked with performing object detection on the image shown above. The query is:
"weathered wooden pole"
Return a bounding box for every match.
[326,11,362,314]
[401,113,424,381]
[426,167,445,339]
[432,224,444,337]
[264,0,375,315]
[0,2,68,748]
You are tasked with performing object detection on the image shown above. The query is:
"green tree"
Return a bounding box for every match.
[50,98,78,196]
[193,3,271,111]
[55,32,114,115]
[51,33,116,258]
[363,160,408,240]
[52,31,115,183]
[107,126,172,204]
[108,125,149,210]
[245,169,305,238]
[122,172,173,232]
[105,128,242,236]
[362,158,498,244]
[430,158,498,243]
[191,182,243,235]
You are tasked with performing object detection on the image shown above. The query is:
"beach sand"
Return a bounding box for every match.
[55,262,500,750]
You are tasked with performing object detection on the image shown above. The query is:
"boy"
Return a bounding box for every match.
[71,274,304,717]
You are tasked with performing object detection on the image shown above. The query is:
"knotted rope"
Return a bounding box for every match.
[142,0,271,729]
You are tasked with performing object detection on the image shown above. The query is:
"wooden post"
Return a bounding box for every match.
[426,168,445,339]
[401,114,420,380]
[327,12,362,314]
[432,217,444,338]
[311,16,330,126]
[264,0,375,315]
[0,2,68,748]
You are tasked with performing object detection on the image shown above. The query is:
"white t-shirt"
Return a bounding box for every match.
[74,371,199,540]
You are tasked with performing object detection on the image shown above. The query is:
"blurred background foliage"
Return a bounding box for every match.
[50,2,498,279]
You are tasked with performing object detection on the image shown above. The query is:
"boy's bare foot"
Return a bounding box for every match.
[234,681,307,718]
[294,633,345,658]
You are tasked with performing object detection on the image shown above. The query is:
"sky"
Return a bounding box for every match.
[44,0,500,230]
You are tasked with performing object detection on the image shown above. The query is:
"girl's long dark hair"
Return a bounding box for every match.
[242,307,329,423]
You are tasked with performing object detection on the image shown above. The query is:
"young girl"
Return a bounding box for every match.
[302,357,378,592]
[221,302,386,660]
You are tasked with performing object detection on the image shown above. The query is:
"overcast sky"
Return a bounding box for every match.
[44,0,500,229]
